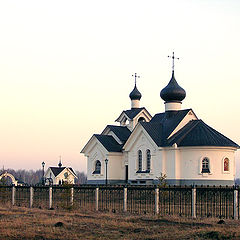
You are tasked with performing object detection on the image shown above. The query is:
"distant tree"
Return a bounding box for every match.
[235,178,240,185]
[0,168,87,186]
[75,171,87,184]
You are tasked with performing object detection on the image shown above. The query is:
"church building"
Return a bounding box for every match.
[81,55,239,185]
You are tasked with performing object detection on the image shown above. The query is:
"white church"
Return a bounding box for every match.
[81,56,239,186]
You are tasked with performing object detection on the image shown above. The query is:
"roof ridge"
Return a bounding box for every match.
[169,119,200,145]
[200,120,238,145]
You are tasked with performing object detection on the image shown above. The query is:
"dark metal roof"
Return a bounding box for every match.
[140,121,163,147]
[167,120,239,148]
[129,84,142,100]
[103,125,131,143]
[49,167,77,177]
[141,110,239,148]
[124,107,145,119]
[115,107,152,122]
[94,134,122,152]
[50,167,65,177]
[160,71,186,102]
[150,109,191,139]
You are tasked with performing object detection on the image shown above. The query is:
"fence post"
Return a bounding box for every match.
[155,187,159,214]
[234,188,238,220]
[95,187,99,211]
[30,187,34,208]
[192,186,196,218]
[70,187,74,206]
[12,186,16,206]
[123,187,127,212]
[49,187,53,209]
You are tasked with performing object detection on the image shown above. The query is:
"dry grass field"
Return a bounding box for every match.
[0,206,240,240]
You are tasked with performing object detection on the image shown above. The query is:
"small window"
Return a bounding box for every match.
[202,158,210,173]
[93,160,101,174]
[146,149,151,172]
[224,158,230,172]
[138,117,146,122]
[138,150,142,171]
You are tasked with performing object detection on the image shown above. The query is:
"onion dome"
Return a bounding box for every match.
[129,84,142,100]
[160,71,186,102]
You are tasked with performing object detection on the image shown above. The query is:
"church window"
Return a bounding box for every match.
[93,160,101,174]
[146,149,151,172]
[201,158,210,173]
[224,158,230,172]
[138,117,146,122]
[138,150,142,171]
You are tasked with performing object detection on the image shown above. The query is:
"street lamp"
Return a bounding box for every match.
[105,158,108,185]
[42,161,45,185]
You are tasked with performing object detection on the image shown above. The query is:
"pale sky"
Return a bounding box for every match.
[1,0,240,176]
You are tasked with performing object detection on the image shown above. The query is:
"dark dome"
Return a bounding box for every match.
[129,84,142,100]
[160,71,186,102]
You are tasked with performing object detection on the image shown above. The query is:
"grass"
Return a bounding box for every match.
[0,206,239,239]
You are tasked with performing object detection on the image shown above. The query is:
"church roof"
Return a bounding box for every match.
[140,110,239,148]
[115,107,144,121]
[94,134,122,152]
[50,167,77,177]
[50,167,65,176]
[150,109,192,139]
[102,125,131,143]
[167,120,239,148]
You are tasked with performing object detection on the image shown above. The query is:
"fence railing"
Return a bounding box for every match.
[0,185,239,219]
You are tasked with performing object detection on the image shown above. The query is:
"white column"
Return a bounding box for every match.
[234,189,238,220]
[123,187,127,212]
[30,187,34,208]
[95,187,99,211]
[155,188,159,214]
[192,186,196,218]
[70,187,74,206]
[49,187,53,209]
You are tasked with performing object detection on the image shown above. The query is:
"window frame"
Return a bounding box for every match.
[146,149,151,172]
[223,157,230,174]
[201,157,210,173]
[138,150,142,172]
[93,160,101,174]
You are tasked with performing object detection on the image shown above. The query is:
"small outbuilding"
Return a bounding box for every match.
[44,161,77,185]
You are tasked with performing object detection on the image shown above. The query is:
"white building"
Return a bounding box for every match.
[44,161,78,185]
[81,68,239,186]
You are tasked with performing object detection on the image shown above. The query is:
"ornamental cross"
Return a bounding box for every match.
[132,73,140,85]
[168,52,179,71]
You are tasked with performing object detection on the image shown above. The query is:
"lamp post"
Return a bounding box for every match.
[42,161,45,185]
[105,158,108,185]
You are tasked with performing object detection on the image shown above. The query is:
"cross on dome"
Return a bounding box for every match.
[168,51,179,71]
[132,73,140,86]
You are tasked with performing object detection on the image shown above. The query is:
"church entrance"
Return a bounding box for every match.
[125,165,128,183]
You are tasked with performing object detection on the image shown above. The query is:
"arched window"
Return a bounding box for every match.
[146,149,151,172]
[201,158,210,173]
[138,117,146,122]
[93,160,101,174]
[138,150,142,171]
[224,158,230,172]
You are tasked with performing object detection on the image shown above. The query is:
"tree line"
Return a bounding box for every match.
[0,168,87,185]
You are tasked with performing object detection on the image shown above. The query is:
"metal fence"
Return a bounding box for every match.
[0,185,239,219]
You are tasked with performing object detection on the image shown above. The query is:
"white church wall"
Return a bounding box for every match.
[126,128,158,181]
[107,153,125,180]
[87,144,106,182]
[179,147,236,181]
